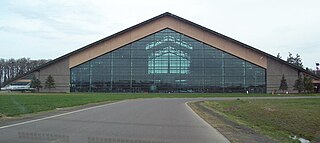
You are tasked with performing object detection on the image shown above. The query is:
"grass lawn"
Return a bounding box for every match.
[202,99,320,142]
[0,92,319,117]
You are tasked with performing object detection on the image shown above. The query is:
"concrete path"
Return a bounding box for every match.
[0,96,319,143]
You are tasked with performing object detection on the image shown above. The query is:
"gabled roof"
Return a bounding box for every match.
[3,12,319,86]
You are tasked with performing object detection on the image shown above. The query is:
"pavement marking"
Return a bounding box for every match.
[0,100,126,130]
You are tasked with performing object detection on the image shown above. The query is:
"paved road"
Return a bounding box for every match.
[0,98,230,143]
[0,96,319,143]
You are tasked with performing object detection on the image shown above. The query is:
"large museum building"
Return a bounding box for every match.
[8,13,320,93]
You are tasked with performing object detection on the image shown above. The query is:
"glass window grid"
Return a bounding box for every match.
[70,28,266,93]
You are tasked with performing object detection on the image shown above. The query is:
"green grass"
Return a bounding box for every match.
[203,99,320,142]
[0,92,319,117]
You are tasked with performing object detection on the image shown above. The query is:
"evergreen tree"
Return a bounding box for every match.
[279,74,288,93]
[315,63,320,76]
[294,75,304,93]
[276,53,282,59]
[304,77,314,93]
[287,52,294,64]
[287,53,303,68]
[45,75,55,91]
[30,75,42,92]
[294,54,303,68]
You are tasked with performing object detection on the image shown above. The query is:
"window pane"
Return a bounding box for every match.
[70,28,266,93]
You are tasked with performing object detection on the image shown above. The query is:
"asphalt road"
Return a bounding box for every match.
[1,96,319,143]
[0,98,230,143]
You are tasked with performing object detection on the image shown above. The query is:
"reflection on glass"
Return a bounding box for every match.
[70,29,266,93]
[148,46,190,74]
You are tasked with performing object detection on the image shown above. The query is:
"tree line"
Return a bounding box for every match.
[30,74,55,92]
[278,52,320,76]
[277,52,318,93]
[279,74,314,93]
[277,52,304,68]
[0,58,50,87]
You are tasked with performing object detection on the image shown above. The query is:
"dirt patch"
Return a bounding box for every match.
[224,106,240,112]
[263,107,276,112]
[189,101,278,143]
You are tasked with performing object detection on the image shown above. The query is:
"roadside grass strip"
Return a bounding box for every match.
[0,92,319,117]
[201,99,320,142]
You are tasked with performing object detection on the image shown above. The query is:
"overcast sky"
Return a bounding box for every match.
[0,0,319,69]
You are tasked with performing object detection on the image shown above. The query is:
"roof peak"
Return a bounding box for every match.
[160,12,176,17]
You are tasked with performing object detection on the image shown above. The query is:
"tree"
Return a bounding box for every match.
[279,74,288,92]
[45,75,55,91]
[30,75,42,92]
[0,59,4,87]
[276,53,282,59]
[0,58,50,86]
[287,52,294,64]
[303,76,314,93]
[294,54,303,68]
[294,75,304,93]
[315,63,320,76]
[286,53,303,68]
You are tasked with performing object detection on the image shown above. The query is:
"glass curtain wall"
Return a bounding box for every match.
[70,29,266,93]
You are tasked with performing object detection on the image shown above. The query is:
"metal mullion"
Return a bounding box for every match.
[130,44,133,92]
[110,53,113,91]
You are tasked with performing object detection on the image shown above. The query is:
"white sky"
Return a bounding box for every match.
[0,0,319,69]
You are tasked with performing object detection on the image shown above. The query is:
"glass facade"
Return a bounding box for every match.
[70,29,266,93]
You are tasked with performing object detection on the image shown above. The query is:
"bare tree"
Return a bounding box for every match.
[0,58,50,87]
